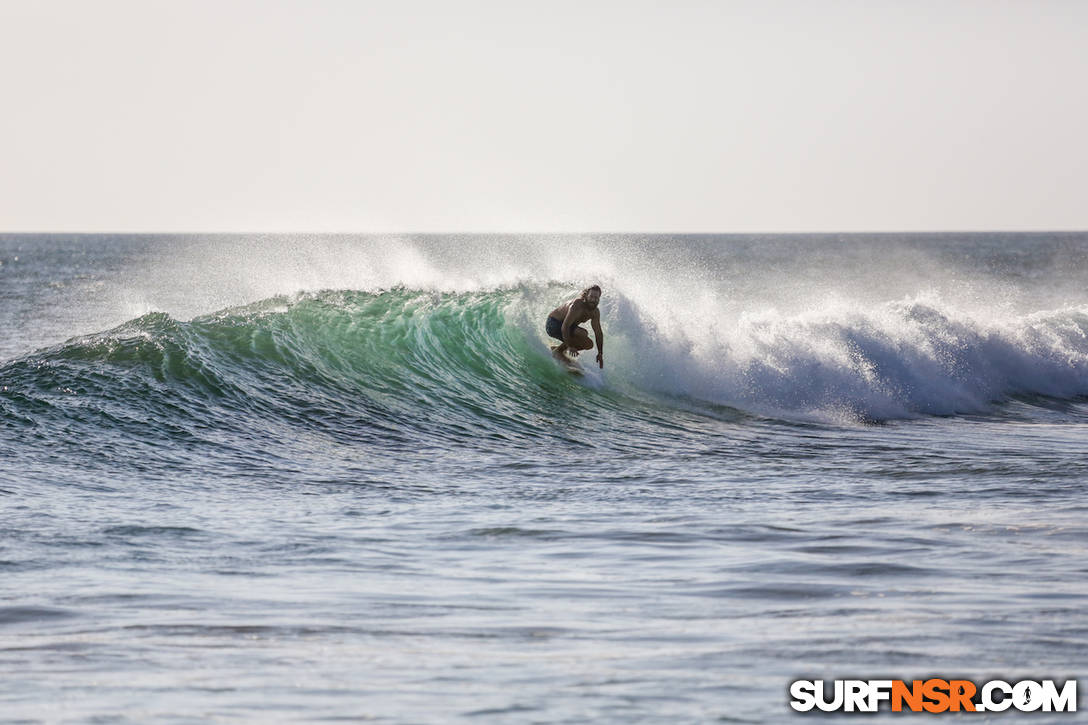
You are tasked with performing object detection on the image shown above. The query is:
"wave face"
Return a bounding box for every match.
[5,275,1088,468]
[0,289,552,468]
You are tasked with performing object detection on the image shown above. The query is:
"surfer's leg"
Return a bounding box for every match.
[546,317,571,358]
[572,328,593,351]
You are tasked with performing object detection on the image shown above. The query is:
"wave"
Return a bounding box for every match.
[635,295,1088,421]
[4,285,1088,454]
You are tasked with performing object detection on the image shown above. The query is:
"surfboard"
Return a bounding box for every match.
[550,346,584,376]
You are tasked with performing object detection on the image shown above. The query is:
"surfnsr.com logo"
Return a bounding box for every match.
[789,679,1077,713]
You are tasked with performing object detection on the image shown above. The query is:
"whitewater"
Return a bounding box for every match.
[1,233,1086,722]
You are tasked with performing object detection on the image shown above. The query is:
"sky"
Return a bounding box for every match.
[1,0,1086,233]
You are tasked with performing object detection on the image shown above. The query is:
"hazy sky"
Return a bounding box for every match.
[2,0,1086,232]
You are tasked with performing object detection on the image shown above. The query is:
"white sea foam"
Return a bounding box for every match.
[603,288,1088,420]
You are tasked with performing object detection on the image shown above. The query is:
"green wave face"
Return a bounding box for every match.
[0,287,629,465]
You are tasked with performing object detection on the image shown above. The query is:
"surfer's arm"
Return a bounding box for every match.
[591,312,604,368]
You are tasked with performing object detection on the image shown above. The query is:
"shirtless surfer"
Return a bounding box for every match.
[546,285,604,369]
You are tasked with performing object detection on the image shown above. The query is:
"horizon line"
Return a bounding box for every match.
[3,229,1088,237]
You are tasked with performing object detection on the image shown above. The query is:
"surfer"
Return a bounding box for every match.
[546,285,604,369]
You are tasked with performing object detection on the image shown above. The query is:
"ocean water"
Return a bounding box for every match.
[1,233,1086,723]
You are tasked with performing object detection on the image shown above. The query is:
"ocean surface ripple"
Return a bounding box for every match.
[1,234,1086,722]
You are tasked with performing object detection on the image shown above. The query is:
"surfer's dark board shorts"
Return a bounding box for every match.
[546,317,584,341]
